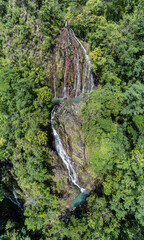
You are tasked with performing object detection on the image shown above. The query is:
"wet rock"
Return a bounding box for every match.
[51,102,95,208]
[50,28,93,98]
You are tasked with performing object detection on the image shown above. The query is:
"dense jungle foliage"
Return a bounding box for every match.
[0,0,144,239]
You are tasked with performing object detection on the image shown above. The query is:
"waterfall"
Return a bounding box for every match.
[75,53,81,97]
[5,187,23,211]
[51,106,85,193]
[12,188,22,210]
[53,55,57,98]
[65,21,68,28]
[52,27,95,98]
[71,29,94,92]
[63,48,69,98]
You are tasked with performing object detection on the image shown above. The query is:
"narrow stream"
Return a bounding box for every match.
[5,187,23,212]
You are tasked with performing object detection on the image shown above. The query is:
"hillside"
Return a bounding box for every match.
[0,0,144,239]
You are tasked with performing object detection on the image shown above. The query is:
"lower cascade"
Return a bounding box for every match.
[51,106,85,193]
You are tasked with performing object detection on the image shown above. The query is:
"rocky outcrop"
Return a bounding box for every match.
[51,101,95,208]
[50,27,94,98]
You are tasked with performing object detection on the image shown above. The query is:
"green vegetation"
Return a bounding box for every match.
[0,0,63,238]
[0,0,144,239]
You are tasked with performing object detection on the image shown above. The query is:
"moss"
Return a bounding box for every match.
[71,132,80,144]
[58,69,63,80]
[55,177,67,192]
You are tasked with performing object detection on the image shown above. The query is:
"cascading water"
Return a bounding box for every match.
[75,53,81,97]
[63,48,69,98]
[5,187,23,211]
[52,54,57,98]
[65,21,68,28]
[52,25,95,98]
[51,106,85,193]
[51,25,93,202]
[71,29,94,92]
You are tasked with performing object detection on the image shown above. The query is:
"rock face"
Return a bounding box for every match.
[51,101,95,208]
[49,27,96,208]
[50,27,94,98]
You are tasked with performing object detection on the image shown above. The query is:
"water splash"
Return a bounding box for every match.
[51,106,85,193]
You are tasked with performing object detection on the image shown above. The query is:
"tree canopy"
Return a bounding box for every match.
[0,0,144,239]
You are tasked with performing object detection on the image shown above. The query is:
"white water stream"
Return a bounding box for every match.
[5,187,23,211]
[75,53,81,97]
[62,22,94,97]
[51,106,85,193]
[71,29,94,92]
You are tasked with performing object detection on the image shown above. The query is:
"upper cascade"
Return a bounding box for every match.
[65,21,68,28]
[51,27,94,98]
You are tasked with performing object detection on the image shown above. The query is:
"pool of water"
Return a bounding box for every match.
[72,190,90,208]
[52,97,83,104]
